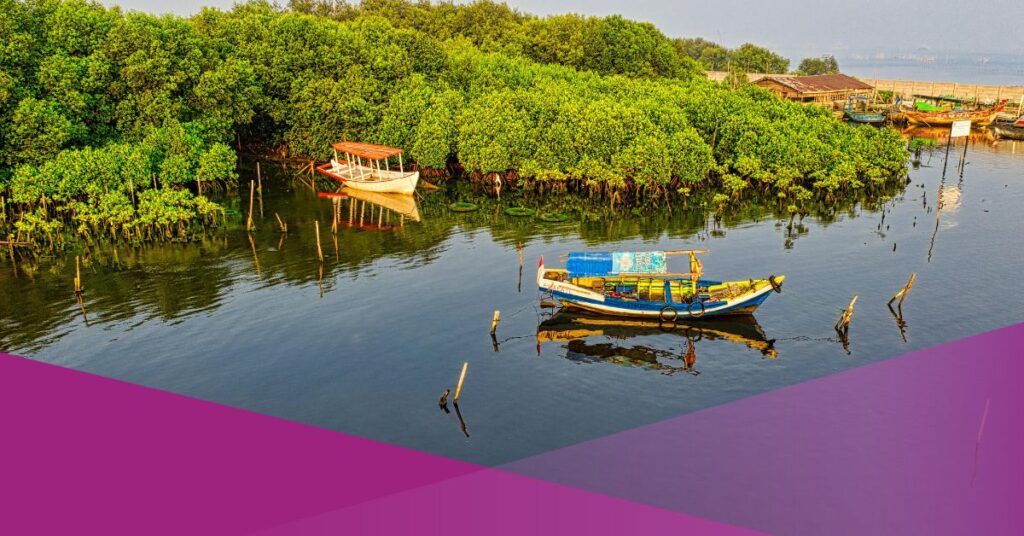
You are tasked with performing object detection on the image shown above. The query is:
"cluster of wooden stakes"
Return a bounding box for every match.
[834,272,917,350]
[242,162,335,296]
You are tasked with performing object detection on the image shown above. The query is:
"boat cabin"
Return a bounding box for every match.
[331,141,407,180]
[316,141,421,194]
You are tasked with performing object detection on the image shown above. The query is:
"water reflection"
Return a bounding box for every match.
[1,144,1022,465]
[319,188,422,230]
[536,311,777,376]
[0,155,925,353]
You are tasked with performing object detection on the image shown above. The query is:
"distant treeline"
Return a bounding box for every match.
[0,0,905,245]
[292,0,793,77]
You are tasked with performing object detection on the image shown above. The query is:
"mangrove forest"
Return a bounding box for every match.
[0,0,909,249]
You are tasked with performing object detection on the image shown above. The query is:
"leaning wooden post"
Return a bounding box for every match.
[888,273,917,307]
[517,241,524,292]
[246,180,256,231]
[256,162,262,193]
[314,221,324,263]
[453,362,468,403]
[835,295,858,332]
[274,212,287,233]
[490,310,501,335]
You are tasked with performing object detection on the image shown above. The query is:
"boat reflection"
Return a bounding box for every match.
[319,187,421,230]
[903,126,995,145]
[536,311,777,376]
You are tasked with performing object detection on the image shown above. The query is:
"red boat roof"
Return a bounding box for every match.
[331,141,403,160]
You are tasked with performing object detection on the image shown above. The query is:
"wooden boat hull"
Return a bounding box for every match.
[316,162,419,194]
[904,109,1000,127]
[992,125,1024,141]
[845,111,886,124]
[537,258,783,320]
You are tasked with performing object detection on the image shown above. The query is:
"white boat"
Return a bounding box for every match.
[316,141,420,195]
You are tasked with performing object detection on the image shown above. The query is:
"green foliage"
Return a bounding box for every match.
[0,0,907,233]
[7,97,72,165]
[797,55,840,75]
[730,43,790,74]
[195,143,238,186]
[673,38,789,74]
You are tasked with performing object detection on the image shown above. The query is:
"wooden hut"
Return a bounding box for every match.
[754,74,873,106]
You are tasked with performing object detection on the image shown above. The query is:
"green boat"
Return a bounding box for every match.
[845,97,885,124]
[845,109,886,124]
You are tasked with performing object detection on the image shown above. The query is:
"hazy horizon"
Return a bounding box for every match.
[102,0,1024,81]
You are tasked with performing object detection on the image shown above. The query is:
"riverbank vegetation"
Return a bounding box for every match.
[1,0,907,250]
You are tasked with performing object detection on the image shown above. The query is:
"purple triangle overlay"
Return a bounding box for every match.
[0,352,755,535]
[503,322,1024,535]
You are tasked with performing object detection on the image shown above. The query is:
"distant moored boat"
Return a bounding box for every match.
[904,106,1003,127]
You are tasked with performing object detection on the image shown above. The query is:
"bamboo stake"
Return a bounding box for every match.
[274,212,287,233]
[315,221,324,263]
[835,295,858,332]
[517,241,523,293]
[453,362,468,403]
[888,273,917,307]
[490,310,501,335]
[246,180,256,231]
[256,162,262,193]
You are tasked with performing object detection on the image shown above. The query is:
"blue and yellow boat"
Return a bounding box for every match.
[537,250,783,321]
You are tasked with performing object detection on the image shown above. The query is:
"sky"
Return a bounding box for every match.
[106,0,1024,58]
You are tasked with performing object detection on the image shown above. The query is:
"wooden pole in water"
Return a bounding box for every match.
[888,273,917,307]
[257,162,264,217]
[246,180,256,231]
[958,135,969,177]
[517,241,523,292]
[453,362,468,402]
[835,295,858,332]
[315,221,324,263]
[274,212,287,233]
[490,310,501,335]
[941,133,953,178]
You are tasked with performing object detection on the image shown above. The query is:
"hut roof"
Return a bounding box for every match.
[331,141,403,160]
[758,74,873,93]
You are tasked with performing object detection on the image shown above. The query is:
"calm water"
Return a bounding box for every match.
[840,51,1024,86]
[2,132,1023,466]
